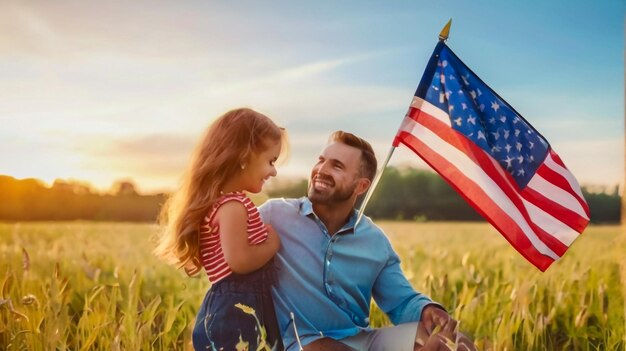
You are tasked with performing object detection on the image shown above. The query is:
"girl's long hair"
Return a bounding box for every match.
[154,108,286,275]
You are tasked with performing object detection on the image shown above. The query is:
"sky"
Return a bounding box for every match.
[0,0,623,194]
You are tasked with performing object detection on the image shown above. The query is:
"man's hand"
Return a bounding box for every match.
[417,305,478,351]
[415,317,457,351]
[420,305,451,335]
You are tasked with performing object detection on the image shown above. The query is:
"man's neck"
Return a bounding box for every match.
[312,202,354,236]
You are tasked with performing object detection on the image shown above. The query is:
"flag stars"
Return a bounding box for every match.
[503,156,514,169]
[491,101,500,112]
[416,51,559,196]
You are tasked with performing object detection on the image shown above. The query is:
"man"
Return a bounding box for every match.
[260,131,474,351]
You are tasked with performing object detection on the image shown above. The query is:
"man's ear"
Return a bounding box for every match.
[354,178,371,197]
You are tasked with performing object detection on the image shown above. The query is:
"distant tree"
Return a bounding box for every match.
[53,179,93,195]
[583,185,621,224]
[111,180,138,196]
[0,175,163,222]
[367,167,480,221]
[266,179,308,198]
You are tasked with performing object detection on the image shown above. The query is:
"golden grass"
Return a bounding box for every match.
[376,221,625,350]
[0,221,623,350]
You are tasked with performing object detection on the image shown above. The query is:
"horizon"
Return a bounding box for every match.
[1,166,621,197]
[1,1,623,193]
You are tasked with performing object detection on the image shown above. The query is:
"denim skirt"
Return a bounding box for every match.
[192,260,283,351]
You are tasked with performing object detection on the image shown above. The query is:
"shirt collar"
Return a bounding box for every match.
[298,197,358,235]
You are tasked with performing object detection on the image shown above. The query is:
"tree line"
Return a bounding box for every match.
[0,168,620,223]
[267,167,621,223]
[0,176,164,222]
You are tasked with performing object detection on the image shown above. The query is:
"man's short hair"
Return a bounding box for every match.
[328,131,377,182]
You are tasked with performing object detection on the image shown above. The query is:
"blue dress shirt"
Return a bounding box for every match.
[259,197,435,351]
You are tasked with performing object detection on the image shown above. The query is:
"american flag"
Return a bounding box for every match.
[394,42,590,271]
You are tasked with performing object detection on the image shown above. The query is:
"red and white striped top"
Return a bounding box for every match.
[198,192,268,283]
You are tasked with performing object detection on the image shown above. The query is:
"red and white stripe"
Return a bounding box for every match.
[199,193,269,283]
[394,97,589,271]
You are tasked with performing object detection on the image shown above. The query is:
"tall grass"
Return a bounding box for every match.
[0,222,204,350]
[0,222,623,350]
[373,222,625,350]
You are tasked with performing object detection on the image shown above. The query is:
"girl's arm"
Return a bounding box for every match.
[215,201,280,274]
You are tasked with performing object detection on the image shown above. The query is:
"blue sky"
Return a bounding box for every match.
[0,0,623,193]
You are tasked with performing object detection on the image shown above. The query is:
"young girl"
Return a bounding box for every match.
[154,108,287,351]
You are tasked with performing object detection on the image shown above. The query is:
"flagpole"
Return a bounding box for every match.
[355,145,396,228]
[354,19,453,229]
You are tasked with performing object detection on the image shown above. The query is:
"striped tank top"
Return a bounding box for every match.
[198,192,268,284]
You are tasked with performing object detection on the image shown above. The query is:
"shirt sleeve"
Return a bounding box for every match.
[371,241,440,325]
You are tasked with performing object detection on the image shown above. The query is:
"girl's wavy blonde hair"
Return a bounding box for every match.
[154,108,287,275]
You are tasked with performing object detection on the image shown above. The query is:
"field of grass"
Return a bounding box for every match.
[0,221,624,350]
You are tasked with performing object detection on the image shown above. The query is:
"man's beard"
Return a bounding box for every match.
[307,176,357,205]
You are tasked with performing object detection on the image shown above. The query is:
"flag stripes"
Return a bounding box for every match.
[396,97,588,270]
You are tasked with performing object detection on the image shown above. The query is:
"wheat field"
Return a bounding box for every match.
[0,222,624,350]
